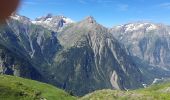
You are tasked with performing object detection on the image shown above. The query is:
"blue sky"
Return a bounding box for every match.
[18,0,170,27]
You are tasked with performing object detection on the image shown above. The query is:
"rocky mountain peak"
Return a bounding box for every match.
[111,22,170,70]
[34,13,53,21]
[83,16,96,24]
[11,13,29,20]
[45,13,53,18]
[10,13,31,24]
[32,14,74,32]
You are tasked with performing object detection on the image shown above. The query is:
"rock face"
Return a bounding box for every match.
[0,14,61,82]
[0,44,43,80]
[0,15,169,96]
[0,20,43,81]
[110,22,170,70]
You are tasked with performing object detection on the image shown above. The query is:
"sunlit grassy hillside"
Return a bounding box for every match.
[0,75,76,100]
[80,82,170,100]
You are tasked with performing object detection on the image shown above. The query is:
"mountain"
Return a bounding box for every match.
[32,14,74,32]
[0,75,75,100]
[110,22,170,70]
[52,16,147,95]
[0,17,44,81]
[0,14,62,83]
[0,14,170,96]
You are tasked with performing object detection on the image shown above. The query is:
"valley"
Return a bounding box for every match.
[0,14,170,98]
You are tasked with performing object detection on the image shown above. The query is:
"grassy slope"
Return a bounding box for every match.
[80,82,170,100]
[0,75,76,100]
[1,75,170,100]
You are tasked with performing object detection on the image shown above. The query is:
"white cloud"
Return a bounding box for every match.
[158,3,170,9]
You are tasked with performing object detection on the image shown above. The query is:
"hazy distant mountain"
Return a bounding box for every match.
[110,22,170,70]
[0,15,170,96]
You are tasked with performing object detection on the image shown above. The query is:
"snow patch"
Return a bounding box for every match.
[146,24,158,31]
[152,78,163,84]
[142,84,147,88]
[63,17,74,24]
[120,23,158,32]
[44,18,52,24]
[10,15,20,20]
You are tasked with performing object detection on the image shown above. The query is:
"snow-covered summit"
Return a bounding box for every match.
[113,22,159,32]
[32,14,74,32]
[10,14,21,20]
[10,14,31,24]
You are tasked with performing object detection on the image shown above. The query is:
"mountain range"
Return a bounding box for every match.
[0,14,170,96]
[111,22,170,70]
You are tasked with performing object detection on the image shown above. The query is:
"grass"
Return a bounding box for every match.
[1,75,170,100]
[80,82,170,100]
[0,75,76,100]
